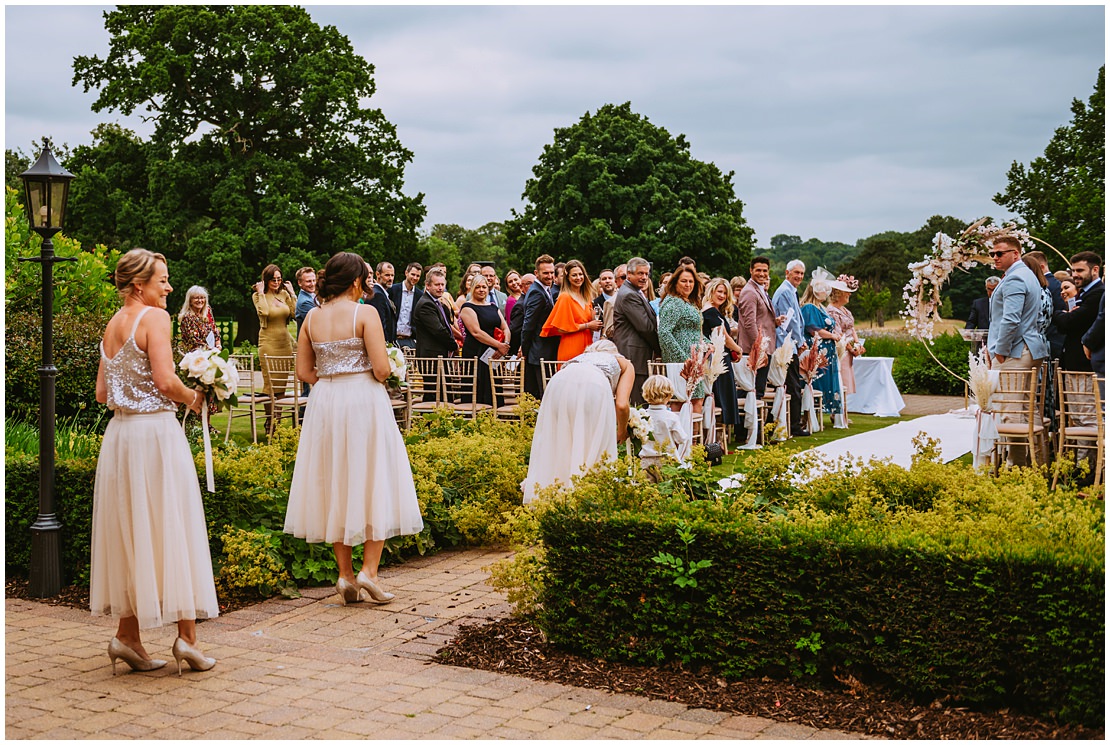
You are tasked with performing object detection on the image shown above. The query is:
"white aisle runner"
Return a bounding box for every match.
[805,412,975,469]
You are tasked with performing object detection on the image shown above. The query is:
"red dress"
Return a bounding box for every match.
[541,293,594,361]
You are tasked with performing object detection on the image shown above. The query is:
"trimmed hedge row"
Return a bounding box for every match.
[531,460,1103,727]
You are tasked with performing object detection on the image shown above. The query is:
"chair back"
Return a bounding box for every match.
[409,357,443,407]
[541,359,565,389]
[994,369,1038,432]
[1057,369,1102,436]
[441,357,479,414]
[225,354,265,444]
[263,355,300,435]
[489,357,524,420]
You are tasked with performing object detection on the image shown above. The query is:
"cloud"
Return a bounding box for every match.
[5,4,1103,247]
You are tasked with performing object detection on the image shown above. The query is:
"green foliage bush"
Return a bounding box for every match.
[510,446,1103,727]
[860,331,969,396]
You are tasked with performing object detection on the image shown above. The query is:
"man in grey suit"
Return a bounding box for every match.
[986,236,1049,467]
[986,236,1049,371]
[612,256,660,406]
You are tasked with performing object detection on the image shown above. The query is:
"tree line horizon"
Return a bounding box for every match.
[5,6,1102,343]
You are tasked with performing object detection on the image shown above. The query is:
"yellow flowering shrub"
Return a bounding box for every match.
[216,526,292,598]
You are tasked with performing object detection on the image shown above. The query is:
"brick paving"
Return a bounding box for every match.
[5,547,864,740]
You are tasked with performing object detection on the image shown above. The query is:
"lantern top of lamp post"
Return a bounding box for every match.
[21,144,75,182]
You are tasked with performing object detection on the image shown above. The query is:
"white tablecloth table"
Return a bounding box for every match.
[846,356,905,417]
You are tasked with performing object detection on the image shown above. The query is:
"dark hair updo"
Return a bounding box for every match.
[317,252,370,302]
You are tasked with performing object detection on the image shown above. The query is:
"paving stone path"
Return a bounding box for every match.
[6,548,860,740]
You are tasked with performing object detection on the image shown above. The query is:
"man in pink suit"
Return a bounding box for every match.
[736,256,784,398]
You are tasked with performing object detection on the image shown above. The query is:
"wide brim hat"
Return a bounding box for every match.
[829,279,854,292]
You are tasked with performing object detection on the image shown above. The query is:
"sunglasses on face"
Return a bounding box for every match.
[988,249,1016,258]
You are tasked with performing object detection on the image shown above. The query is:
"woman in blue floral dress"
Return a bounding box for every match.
[800,269,842,417]
[657,265,709,415]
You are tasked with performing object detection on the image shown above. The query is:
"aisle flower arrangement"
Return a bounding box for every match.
[901,218,1033,341]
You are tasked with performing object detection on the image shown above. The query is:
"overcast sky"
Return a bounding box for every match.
[5,3,1105,248]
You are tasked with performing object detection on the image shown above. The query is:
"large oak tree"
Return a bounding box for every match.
[994,66,1104,262]
[69,5,424,341]
[506,102,754,278]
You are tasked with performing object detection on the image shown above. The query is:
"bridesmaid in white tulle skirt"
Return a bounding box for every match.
[284,252,424,605]
[92,248,219,676]
[521,340,637,504]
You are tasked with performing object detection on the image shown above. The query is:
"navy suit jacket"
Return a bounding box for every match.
[388,282,423,336]
[366,283,397,344]
[1054,280,1104,371]
[966,297,990,330]
[520,282,558,365]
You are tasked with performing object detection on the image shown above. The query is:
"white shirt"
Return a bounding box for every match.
[396,283,416,336]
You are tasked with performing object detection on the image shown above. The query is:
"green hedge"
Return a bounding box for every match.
[860,331,969,396]
[6,454,99,586]
[529,456,1104,727]
[5,304,112,424]
[4,410,533,598]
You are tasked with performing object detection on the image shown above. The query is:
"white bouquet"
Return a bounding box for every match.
[178,348,240,410]
[178,348,240,493]
[385,345,408,390]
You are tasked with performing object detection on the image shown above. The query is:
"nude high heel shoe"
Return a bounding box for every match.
[356,571,395,604]
[171,637,216,677]
[335,577,361,606]
[107,637,167,675]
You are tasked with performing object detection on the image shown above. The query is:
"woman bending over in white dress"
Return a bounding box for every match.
[92,248,219,676]
[521,339,636,504]
[284,252,424,605]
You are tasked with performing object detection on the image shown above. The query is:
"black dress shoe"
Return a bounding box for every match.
[791,427,811,437]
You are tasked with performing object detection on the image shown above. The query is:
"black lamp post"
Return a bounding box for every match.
[20,144,76,598]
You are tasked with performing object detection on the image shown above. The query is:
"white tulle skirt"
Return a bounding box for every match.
[284,372,424,545]
[90,411,219,630]
[522,362,618,504]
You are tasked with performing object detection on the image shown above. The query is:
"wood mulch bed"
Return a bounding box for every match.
[436,616,1103,740]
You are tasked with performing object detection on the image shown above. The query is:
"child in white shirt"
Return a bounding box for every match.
[637,375,690,477]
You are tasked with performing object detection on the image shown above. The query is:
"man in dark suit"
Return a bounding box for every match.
[389,262,423,351]
[412,268,459,359]
[612,256,661,406]
[365,261,397,344]
[1053,251,1104,372]
[965,276,1000,330]
[1082,293,1104,395]
[507,273,535,357]
[1025,251,1065,359]
[520,255,559,398]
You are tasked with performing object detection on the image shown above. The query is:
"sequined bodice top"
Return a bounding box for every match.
[309,305,374,377]
[100,307,177,414]
[566,351,621,394]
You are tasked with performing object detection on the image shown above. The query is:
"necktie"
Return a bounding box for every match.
[436,299,449,327]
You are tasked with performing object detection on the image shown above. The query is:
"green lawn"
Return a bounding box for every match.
[710,412,918,478]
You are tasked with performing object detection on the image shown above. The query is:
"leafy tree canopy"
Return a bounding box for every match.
[763,234,859,280]
[68,5,424,341]
[506,102,754,279]
[994,66,1104,261]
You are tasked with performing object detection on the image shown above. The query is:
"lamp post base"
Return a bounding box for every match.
[28,517,63,597]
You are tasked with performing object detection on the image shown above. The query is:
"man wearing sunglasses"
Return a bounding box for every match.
[986,236,1049,372]
[985,235,1049,467]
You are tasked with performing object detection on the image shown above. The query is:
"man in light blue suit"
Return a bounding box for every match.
[986,236,1049,370]
[986,236,1048,466]
[772,259,810,436]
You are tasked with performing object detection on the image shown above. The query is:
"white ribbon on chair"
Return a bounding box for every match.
[767,342,792,442]
[703,392,717,444]
[663,362,695,459]
[973,407,999,467]
[802,383,820,433]
[732,358,760,450]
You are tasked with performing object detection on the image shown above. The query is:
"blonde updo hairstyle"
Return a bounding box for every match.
[114,248,168,299]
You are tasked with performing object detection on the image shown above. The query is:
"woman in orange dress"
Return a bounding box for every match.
[541,259,602,361]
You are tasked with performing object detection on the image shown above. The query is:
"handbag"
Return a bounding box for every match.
[704,441,724,466]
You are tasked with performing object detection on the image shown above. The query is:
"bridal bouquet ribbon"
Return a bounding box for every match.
[178,348,240,492]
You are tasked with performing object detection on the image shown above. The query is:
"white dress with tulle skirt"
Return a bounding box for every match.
[522,351,620,504]
[284,308,424,545]
[90,307,219,630]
